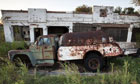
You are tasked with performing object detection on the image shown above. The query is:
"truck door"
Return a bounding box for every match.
[36,37,55,66]
[41,37,54,60]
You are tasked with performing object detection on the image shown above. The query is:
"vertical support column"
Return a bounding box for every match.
[69,23,73,33]
[43,26,48,35]
[29,26,35,43]
[3,23,14,42]
[127,24,133,42]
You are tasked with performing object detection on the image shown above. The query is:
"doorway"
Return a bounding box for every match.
[34,28,43,41]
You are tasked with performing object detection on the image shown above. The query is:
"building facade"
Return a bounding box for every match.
[1,6,140,48]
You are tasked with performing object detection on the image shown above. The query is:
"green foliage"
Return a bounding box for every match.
[0,41,27,57]
[32,58,140,84]
[0,27,5,42]
[114,6,139,15]
[62,63,82,84]
[0,58,29,84]
[122,7,135,14]
[108,57,140,83]
[0,57,140,84]
[114,7,122,14]
[75,4,92,13]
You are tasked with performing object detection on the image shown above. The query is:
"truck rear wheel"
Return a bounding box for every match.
[84,53,103,72]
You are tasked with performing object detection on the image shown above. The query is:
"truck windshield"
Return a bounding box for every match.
[38,37,51,46]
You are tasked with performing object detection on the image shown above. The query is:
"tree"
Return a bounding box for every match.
[114,7,122,14]
[122,7,135,14]
[132,0,140,6]
[75,5,92,13]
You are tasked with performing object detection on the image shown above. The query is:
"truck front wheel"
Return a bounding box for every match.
[84,53,103,72]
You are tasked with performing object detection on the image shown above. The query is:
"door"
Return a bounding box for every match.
[34,28,43,41]
[37,37,54,60]
[35,36,55,66]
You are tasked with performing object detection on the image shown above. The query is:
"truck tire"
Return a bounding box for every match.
[84,53,103,72]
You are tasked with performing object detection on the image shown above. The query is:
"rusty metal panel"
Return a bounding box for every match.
[58,43,123,61]
[61,31,109,46]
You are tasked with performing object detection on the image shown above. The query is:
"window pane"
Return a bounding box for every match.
[38,38,43,46]
[43,38,51,45]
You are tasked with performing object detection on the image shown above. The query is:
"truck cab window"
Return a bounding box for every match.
[38,37,51,46]
[43,38,51,46]
[38,38,43,46]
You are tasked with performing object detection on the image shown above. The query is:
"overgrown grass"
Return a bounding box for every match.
[29,57,140,84]
[0,56,140,84]
[0,57,31,84]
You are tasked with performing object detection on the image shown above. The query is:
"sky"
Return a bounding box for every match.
[0,0,140,18]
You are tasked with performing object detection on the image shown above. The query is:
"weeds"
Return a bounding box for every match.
[0,57,140,84]
[0,58,29,84]
[0,41,27,57]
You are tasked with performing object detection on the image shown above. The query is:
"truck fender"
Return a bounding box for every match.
[12,53,36,66]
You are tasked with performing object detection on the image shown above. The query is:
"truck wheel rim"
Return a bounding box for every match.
[88,58,99,70]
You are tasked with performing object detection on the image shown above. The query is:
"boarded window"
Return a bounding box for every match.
[102,28,128,42]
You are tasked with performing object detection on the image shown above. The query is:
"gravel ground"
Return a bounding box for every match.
[28,66,109,76]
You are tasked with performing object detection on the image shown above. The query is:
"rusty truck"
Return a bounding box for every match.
[8,31,123,72]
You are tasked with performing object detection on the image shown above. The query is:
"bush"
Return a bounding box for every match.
[0,27,5,42]
[0,57,30,84]
[0,41,28,57]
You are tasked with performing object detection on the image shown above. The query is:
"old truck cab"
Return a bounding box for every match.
[9,34,59,67]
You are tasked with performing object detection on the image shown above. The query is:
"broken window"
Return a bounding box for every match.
[100,9,107,17]
[13,26,30,41]
[102,27,128,42]
[73,23,96,32]
[48,26,68,36]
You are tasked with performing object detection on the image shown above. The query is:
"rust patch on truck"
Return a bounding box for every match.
[58,43,123,61]
[58,31,123,61]
[61,31,109,46]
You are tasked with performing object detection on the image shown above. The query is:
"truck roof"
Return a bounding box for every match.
[61,30,109,46]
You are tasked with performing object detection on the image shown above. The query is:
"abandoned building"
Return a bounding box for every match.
[1,5,140,49]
